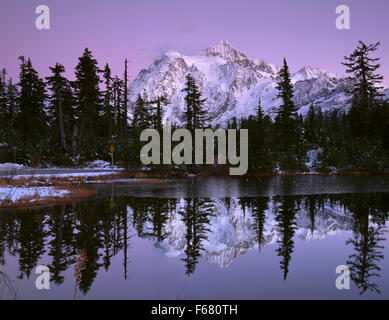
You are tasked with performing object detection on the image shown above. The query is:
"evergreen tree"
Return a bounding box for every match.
[16,57,48,165]
[182,74,207,131]
[126,93,152,168]
[132,94,152,132]
[251,197,268,250]
[0,69,7,129]
[342,194,386,294]
[245,99,274,171]
[0,77,19,163]
[128,197,150,237]
[182,75,195,132]
[102,63,114,138]
[239,196,269,250]
[47,205,76,285]
[343,41,384,137]
[274,59,305,170]
[180,198,213,276]
[15,209,46,279]
[274,195,298,280]
[112,76,124,136]
[0,69,9,159]
[123,59,129,137]
[146,198,170,242]
[304,103,317,146]
[72,48,103,161]
[6,78,18,131]
[46,63,74,162]
[150,96,167,133]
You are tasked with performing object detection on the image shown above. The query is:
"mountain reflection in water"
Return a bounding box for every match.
[0,192,388,299]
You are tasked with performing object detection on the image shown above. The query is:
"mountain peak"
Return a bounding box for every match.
[129,42,354,127]
[216,40,233,49]
[201,40,248,62]
[292,66,330,83]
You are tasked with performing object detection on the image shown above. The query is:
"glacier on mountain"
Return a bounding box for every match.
[128,40,372,127]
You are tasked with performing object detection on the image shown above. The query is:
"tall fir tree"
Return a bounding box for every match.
[343,41,384,138]
[0,69,7,129]
[275,195,298,280]
[0,69,8,161]
[275,58,305,170]
[72,48,103,161]
[6,78,18,131]
[112,75,124,136]
[123,59,129,137]
[0,77,19,162]
[130,94,152,167]
[247,98,274,171]
[16,57,48,165]
[46,63,74,162]
[182,74,207,131]
[304,103,317,146]
[102,63,113,139]
[180,198,213,276]
[132,94,152,132]
[150,96,167,133]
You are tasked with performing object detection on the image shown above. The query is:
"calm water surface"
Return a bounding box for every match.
[1,176,389,300]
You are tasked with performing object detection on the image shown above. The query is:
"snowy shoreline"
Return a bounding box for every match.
[0,162,168,208]
[0,186,70,204]
[0,186,97,209]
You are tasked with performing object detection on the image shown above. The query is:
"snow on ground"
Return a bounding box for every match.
[0,161,124,174]
[0,161,124,180]
[0,187,70,204]
[0,163,25,172]
[84,160,120,169]
[306,149,322,172]
[10,171,117,179]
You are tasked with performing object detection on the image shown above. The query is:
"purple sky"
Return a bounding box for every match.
[0,0,388,86]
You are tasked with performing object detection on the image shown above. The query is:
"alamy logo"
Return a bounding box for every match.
[35,265,51,290]
[335,265,350,290]
[35,5,50,30]
[335,5,350,30]
[140,122,248,175]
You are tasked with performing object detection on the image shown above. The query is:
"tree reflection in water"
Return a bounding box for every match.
[0,192,388,296]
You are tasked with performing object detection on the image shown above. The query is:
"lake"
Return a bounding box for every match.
[1,176,389,299]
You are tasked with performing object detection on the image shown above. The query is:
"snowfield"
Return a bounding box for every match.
[0,161,124,180]
[0,163,25,172]
[0,187,70,204]
[127,40,379,127]
[10,171,117,179]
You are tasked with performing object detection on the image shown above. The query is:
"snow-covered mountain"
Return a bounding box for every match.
[128,40,360,127]
[128,197,353,268]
